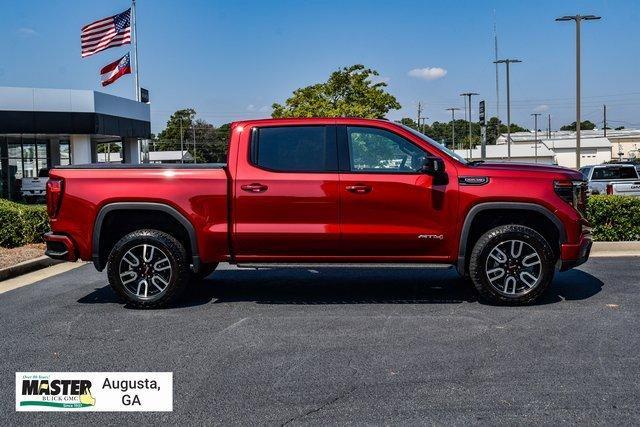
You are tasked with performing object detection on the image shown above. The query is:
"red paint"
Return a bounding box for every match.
[45,118,590,270]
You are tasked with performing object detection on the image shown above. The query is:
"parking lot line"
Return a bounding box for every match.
[0,262,86,294]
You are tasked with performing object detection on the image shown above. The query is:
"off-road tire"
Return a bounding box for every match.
[107,229,190,309]
[469,224,556,305]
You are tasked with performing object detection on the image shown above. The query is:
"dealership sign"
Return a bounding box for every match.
[16,372,172,412]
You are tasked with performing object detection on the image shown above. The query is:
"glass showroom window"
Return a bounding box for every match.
[59,140,71,166]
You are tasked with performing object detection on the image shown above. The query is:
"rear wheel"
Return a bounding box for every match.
[107,229,190,309]
[469,224,556,305]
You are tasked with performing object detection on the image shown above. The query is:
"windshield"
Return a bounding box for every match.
[398,124,468,164]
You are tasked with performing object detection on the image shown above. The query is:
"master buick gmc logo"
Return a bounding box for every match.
[19,376,95,409]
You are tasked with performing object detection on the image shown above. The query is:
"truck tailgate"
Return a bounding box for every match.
[612,180,640,196]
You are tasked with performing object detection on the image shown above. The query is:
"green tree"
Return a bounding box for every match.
[396,116,528,148]
[560,120,596,131]
[153,109,230,163]
[272,64,401,118]
[156,108,196,142]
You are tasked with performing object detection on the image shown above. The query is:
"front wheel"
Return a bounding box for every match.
[107,229,190,308]
[469,225,556,305]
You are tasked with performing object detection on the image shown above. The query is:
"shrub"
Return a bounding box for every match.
[0,199,50,248]
[587,195,640,241]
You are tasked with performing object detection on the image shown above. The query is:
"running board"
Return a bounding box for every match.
[235,263,454,269]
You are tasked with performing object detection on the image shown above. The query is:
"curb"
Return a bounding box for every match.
[0,256,62,282]
[591,241,640,257]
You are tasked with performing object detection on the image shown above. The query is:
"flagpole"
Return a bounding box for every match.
[131,0,140,102]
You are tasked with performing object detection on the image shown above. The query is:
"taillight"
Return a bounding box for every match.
[46,179,64,218]
[606,184,613,195]
[554,180,587,216]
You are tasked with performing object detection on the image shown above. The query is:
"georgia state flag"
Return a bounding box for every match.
[100,53,131,87]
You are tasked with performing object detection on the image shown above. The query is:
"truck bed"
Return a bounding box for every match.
[48,164,230,265]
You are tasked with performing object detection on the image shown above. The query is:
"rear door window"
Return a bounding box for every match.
[251,126,337,172]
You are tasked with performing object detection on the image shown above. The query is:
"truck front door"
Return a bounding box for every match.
[338,125,456,259]
[233,124,341,258]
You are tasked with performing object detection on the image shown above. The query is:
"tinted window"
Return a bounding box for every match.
[592,166,638,180]
[253,126,337,172]
[579,167,590,179]
[347,126,426,173]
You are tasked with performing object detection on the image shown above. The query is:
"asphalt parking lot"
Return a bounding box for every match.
[1,257,639,424]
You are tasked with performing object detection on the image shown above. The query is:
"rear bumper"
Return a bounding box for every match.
[559,233,593,271]
[44,232,78,262]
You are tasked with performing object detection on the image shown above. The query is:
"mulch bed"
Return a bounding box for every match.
[0,244,45,270]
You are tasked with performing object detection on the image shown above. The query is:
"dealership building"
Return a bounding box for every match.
[0,86,150,200]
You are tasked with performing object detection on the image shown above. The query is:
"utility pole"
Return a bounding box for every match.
[460,92,479,159]
[603,104,607,138]
[418,117,429,134]
[548,114,551,139]
[531,113,542,163]
[556,14,601,168]
[494,59,522,160]
[192,122,197,164]
[445,107,461,150]
[417,102,423,131]
[180,118,184,164]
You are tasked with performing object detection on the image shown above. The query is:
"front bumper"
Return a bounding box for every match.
[559,233,593,271]
[43,232,78,262]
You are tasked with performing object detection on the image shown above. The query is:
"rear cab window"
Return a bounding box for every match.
[592,166,638,180]
[250,126,337,172]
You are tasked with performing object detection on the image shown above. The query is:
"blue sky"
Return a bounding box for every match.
[1,0,638,133]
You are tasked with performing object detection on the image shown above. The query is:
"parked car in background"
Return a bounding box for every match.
[20,168,49,203]
[45,118,591,308]
[580,164,640,196]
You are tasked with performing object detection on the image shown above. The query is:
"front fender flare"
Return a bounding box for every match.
[456,202,566,275]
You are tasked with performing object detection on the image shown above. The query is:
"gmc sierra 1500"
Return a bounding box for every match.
[45,118,591,308]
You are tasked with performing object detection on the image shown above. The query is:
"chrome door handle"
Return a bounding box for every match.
[241,183,268,193]
[346,185,372,194]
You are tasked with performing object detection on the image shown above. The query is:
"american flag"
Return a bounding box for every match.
[81,8,131,58]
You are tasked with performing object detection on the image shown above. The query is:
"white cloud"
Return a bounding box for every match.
[408,67,447,81]
[17,27,38,37]
[258,105,271,113]
[533,104,549,113]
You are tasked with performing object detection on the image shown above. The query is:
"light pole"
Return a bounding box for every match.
[460,92,479,159]
[446,107,461,150]
[556,14,601,168]
[531,113,541,163]
[493,59,522,160]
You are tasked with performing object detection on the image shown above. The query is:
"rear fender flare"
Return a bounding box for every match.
[92,202,200,272]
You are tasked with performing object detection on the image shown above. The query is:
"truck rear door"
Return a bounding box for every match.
[232,124,341,258]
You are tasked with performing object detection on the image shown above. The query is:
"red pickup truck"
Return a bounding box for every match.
[44,118,591,308]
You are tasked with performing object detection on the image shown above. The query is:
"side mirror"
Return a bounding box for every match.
[421,157,448,185]
[421,156,445,175]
